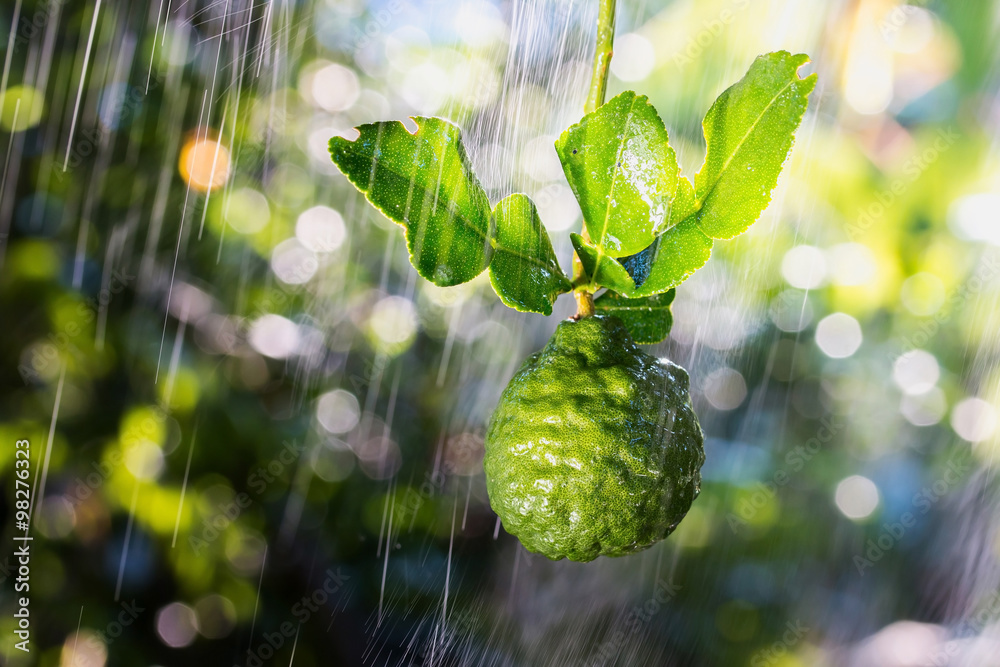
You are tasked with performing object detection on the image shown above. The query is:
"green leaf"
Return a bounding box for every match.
[489,194,572,315]
[694,51,817,240]
[616,176,697,288]
[610,52,813,297]
[669,176,697,228]
[329,117,495,286]
[556,91,680,258]
[618,176,711,291]
[618,217,714,298]
[594,290,675,344]
[570,233,635,294]
[617,243,656,288]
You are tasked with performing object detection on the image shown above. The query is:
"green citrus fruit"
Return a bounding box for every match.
[484,315,704,562]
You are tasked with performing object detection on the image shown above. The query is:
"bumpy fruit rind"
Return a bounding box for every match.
[484,315,704,562]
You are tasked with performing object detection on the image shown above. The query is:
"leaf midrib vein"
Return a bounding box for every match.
[494,243,558,271]
[380,161,491,244]
[697,77,799,207]
[599,304,671,312]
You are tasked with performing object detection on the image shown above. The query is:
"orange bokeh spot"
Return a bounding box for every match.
[178,136,231,192]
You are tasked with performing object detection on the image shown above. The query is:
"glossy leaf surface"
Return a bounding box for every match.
[593,289,675,344]
[329,117,495,286]
[489,194,572,315]
[556,92,680,258]
[695,51,817,239]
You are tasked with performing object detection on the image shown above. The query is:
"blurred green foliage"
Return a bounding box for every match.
[1,0,1000,666]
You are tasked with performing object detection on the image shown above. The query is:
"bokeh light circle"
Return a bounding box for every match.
[835,475,880,520]
[816,313,863,358]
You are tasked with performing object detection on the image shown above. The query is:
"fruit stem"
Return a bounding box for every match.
[573,0,616,319]
[574,286,596,318]
[585,0,617,116]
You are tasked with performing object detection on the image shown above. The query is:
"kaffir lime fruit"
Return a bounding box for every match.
[484,315,704,562]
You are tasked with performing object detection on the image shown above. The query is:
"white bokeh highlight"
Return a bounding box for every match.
[296,205,347,253]
[704,367,748,411]
[311,63,360,112]
[248,314,301,359]
[155,602,199,648]
[892,350,940,395]
[316,389,361,435]
[782,245,828,289]
[610,33,655,82]
[835,475,880,520]
[369,296,418,347]
[950,397,997,443]
[948,193,1000,245]
[271,239,319,285]
[901,388,947,426]
[816,313,863,358]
